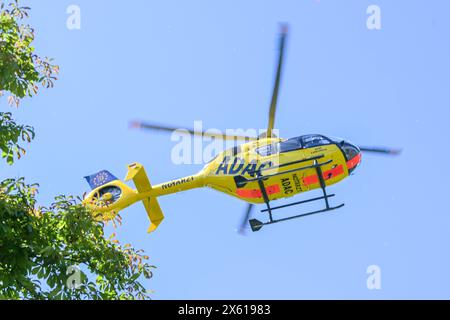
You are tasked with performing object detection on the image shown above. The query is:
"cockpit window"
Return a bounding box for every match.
[328,136,344,144]
[301,135,331,148]
[255,135,332,156]
[255,143,279,156]
[279,137,302,153]
[256,138,302,156]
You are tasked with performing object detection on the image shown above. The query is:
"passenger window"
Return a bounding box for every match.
[256,143,279,156]
[279,138,302,153]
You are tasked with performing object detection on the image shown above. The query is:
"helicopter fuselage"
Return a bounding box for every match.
[149,135,362,204]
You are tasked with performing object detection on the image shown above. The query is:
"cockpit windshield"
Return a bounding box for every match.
[255,135,333,156]
[279,137,302,153]
[300,135,331,148]
[327,136,345,144]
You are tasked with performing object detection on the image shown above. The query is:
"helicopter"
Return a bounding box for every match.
[83,25,400,234]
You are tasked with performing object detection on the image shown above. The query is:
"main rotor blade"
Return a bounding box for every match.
[130,121,257,141]
[359,146,402,155]
[237,203,254,235]
[266,24,288,138]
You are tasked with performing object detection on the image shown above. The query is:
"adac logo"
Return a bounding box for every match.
[215,156,273,176]
[162,176,194,190]
[281,178,293,194]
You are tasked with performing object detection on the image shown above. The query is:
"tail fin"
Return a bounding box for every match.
[142,197,164,233]
[125,163,164,233]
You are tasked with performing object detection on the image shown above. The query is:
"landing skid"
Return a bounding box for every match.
[247,158,345,232]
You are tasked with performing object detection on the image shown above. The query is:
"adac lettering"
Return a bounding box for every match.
[215,156,273,176]
[162,176,194,189]
[281,178,293,194]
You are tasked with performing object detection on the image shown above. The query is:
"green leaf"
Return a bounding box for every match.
[0,1,152,300]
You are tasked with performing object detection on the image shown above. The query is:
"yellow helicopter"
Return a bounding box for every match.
[83,25,400,233]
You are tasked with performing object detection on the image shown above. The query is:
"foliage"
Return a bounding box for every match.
[0,0,58,102]
[0,1,155,300]
[0,0,57,164]
[0,178,155,300]
[0,111,33,164]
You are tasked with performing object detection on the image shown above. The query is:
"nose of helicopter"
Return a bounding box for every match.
[342,141,361,174]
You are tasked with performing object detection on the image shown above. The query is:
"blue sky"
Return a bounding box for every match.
[2,0,450,299]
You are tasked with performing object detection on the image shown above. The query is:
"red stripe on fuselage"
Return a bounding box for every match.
[236,184,281,199]
[303,165,345,186]
[346,153,362,170]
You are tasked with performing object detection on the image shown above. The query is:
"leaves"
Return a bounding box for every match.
[0,1,58,103]
[0,178,154,300]
[0,2,153,300]
[0,0,57,165]
[0,112,34,164]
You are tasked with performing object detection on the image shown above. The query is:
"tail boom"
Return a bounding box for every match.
[149,175,204,197]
